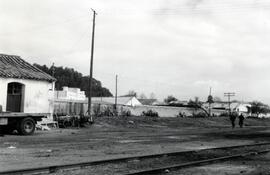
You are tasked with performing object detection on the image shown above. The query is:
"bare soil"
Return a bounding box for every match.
[1,116,270,174]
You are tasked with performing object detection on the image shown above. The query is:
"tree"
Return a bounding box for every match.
[206,95,214,116]
[122,90,137,97]
[213,96,222,102]
[188,97,209,116]
[164,95,178,104]
[188,97,202,110]
[250,101,270,117]
[149,92,156,99]
[139,93,147,99]
[34,63,112,97]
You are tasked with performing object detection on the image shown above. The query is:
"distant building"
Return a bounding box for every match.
[203,101,251,116]
[0,54,56,118]
[92,96,142,107]
[203,101,228,110]
[54,86,86,101]
[169,100,189,106]
[231,102,251,115]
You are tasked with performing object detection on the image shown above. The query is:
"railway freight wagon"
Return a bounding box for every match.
[53,99,87,116]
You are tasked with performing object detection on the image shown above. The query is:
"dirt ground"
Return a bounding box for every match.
[170,152,270,175]
[1,116,270,174]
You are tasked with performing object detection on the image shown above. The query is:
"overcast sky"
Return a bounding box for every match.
[1,0,270,104]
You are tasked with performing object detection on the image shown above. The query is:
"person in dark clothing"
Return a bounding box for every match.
[230,113,236,128]
[239,113,245,128]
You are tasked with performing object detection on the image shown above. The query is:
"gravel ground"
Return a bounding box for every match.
[170,152,270,175]
[1,116,270,174]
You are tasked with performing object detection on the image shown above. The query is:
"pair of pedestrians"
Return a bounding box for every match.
[230,113,245,128]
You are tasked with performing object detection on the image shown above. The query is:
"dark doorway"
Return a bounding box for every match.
[6,82,24,112]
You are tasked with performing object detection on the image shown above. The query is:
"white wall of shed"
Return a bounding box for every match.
[0,78,54,118]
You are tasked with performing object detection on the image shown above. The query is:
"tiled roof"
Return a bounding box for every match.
[0,54,56,82]
[91,96,142,106]
[138,99,157,105]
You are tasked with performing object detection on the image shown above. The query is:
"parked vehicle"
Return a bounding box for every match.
[0,112,46,135]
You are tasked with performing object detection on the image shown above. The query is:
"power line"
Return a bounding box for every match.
[97,1,270,16]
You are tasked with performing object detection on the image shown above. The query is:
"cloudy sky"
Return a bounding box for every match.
[1,0,270,103]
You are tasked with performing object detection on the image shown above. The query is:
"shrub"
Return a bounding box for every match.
[177,112,186,118]
[93,105,115,117]
[141,109,159,117]
[93,104,101,117]
[192,112,208,118]
[120,109,131,117]
[219,112,229,117]
[102,106,115,117]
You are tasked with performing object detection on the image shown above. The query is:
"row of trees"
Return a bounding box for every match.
[34,63,112,97]
[122,90,156,99]
[249,101,270,117]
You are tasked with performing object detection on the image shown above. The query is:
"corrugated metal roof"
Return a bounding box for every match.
[91,97,133,105]
[0,54,56,82]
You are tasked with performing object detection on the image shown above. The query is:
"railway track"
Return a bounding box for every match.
[1,142,270,175]
[126,148,270,175]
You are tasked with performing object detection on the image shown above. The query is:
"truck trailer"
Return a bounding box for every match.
[0,112,47,135]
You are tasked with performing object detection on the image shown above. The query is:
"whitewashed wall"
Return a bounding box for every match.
[121,105,204,117]
[0,78,54,114]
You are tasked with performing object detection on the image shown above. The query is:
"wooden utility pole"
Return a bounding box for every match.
[115,75,118,115]
[88,9,97,122]
[224,92,235,114]
[208,87,212,116]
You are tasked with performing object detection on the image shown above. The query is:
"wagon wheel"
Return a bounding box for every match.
[63,120,72,128]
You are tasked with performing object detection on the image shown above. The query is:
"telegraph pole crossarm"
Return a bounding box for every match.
[224,92,236,115]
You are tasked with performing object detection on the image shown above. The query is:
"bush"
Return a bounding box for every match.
[177,112,186,118]
[141,109,159,117]
[93,104,101,117]
[102,106,115,117]
[93,105,115,117]
[219,112,229,117]
[192,112,208,118]
[120,109,131,117]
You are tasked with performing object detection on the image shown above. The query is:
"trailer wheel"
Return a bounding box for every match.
[18,118,35,135]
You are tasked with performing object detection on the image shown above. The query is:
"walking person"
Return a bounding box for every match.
[230,113,236,129]
[239,113,245,128]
